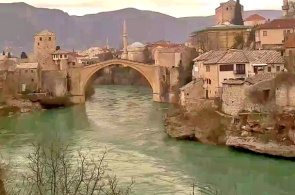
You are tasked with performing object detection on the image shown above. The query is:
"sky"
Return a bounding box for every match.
[1,0,282,17]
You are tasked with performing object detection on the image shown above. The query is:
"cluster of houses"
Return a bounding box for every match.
[180,0,295,116]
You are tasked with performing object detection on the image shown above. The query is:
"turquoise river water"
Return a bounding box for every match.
[0,85,294,195]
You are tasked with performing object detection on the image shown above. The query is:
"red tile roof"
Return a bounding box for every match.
[244,14,266,22]
[256,19,295,30]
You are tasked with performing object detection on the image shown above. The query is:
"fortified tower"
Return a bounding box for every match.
[34,30,57,70]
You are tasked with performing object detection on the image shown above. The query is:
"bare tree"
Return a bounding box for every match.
[6,142,134,195]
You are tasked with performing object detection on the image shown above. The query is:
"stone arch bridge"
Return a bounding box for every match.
[68,59,162,103]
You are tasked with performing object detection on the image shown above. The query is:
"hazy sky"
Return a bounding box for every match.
[2,0,282,17]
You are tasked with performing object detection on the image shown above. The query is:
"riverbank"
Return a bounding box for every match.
[0,97,42,118]
[164,107,295,158]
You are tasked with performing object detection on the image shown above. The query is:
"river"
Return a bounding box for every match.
[0,85,294,195]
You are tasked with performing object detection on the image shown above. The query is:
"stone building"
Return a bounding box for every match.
[244,14,267,26]
[34,30,57,70]
[215,0,244,25]
[127,42,149,63]
[255,18,295,50]
[154,46,198,102]
[0,58,18,100]
[52,49,70,71]
[193,50,285,99]
[222,73,277,115]
[222,73,295,115]
[16,63,40,93]
[191,24,251,52]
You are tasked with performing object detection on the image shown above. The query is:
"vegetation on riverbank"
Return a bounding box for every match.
[165,106,295,158]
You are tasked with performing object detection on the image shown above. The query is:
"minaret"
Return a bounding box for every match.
[283,0,289,17]
[106,38,110,50]
[121,20,128,60]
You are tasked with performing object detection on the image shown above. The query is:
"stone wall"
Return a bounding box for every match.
[276,84,295,108]
[42,71,67,97]
[222,78,277,115]
[17,68,40,92]
[179,79,215,112]
[222,83,245,115]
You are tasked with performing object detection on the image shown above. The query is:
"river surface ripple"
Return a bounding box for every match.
[0,85,294,195]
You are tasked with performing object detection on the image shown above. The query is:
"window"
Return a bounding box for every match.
[31,79,34,82]
[276,66,281,72]
[72,62,76,66]
[209,79,211,85]
[25,70,28,73]
[236,64,246,74]
[268,66,272,72]
[206,66,210,72]
[263,90,270,102]
[60,55,62,58]
[65,55,67,58]
[220,64,234,71]
[263,31,267,36]
[39,37,42,41]
[38,42,39,46]
[31,70,34,73]
[226,7,229,10]
[49,37,52,41]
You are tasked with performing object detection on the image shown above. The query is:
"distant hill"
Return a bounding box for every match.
[0,3,283,56]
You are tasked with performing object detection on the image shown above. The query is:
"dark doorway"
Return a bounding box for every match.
[206,90,209,99]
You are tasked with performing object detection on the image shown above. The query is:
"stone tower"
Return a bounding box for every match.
[283,0,289,16]
[121,20,128,60]
[34,30,57,70]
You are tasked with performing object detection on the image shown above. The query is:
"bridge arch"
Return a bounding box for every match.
[71,59,161,103]
[82,60,154,93]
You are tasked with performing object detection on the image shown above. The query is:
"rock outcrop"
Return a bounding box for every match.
[227,136,295,158]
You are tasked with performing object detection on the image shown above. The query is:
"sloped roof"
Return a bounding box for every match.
[35,30,55,36]
[52,50,69,54]
[222,79,244,85]
[0,56,6,61]
[192,25,250,34]
[195,50,284,65]
[203,51,227,64]
[17,63,39,69]
[245,73,276,85]
[218,50,248,64]
[244,50,284,64]
[256,19,295,30]
[244,14,266,22]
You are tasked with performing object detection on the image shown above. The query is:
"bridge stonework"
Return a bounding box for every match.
[68,59,162,104]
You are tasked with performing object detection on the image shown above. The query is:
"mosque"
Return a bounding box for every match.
[120,21,149,63]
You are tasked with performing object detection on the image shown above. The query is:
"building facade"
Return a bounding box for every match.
[34,30,57,70]
[255,19,295,50]
[215,0,244,25]
[191,25,251,52]
[194,50,285,99]
[17,63,40,93]
[244,14,267,26]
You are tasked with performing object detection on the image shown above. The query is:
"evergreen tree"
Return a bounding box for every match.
[232,0,243,25]
[20,52,28,59]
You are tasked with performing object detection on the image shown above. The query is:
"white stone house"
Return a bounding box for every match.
[193,50,285,99]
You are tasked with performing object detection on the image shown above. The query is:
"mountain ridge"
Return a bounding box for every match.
[0,2,283,56]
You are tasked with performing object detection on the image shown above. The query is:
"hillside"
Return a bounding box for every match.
[0,3,283,56]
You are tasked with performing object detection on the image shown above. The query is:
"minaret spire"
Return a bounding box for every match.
[121,20,128,59]
[106,37,109,49]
